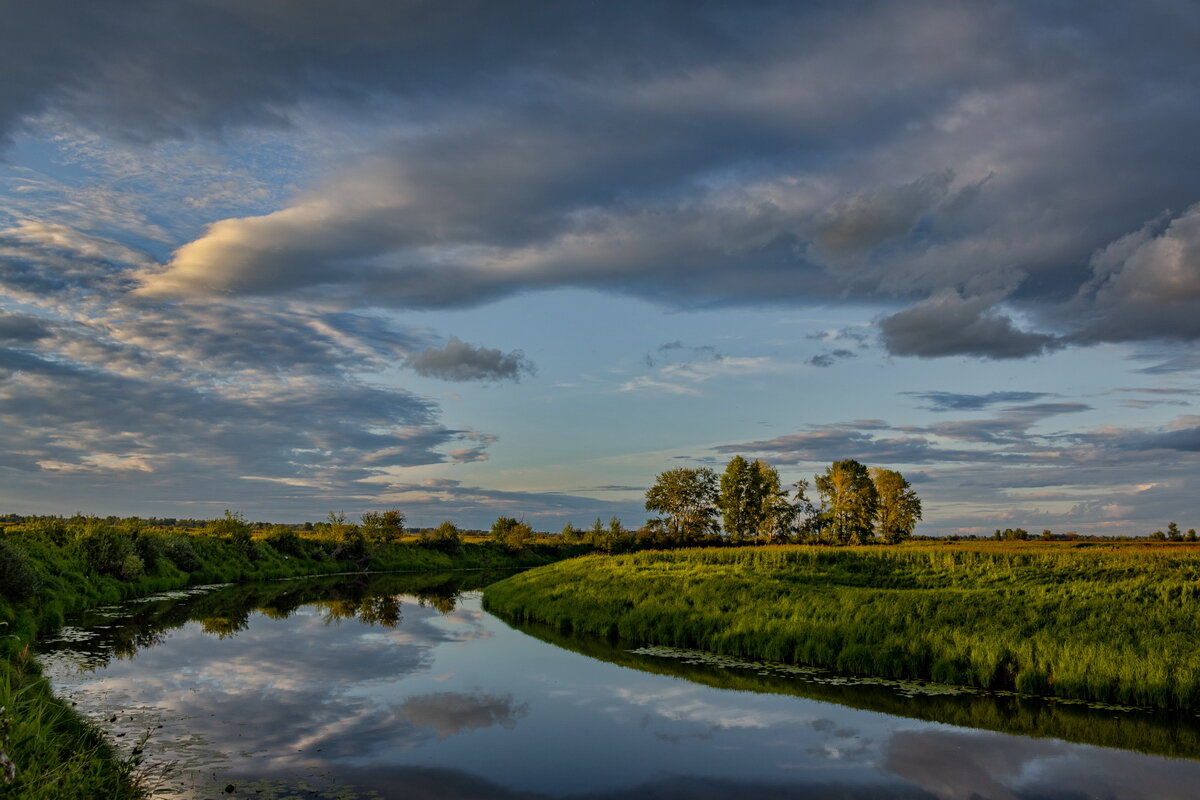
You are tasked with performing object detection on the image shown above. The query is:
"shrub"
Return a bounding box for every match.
[0,539,38,600]
[265,525,303,556]
[161,536,201,572]
[76,523,143,579]
[22,518,70,546]
[420,521,463,554]
[134,533,164,570]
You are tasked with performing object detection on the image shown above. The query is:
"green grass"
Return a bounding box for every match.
[507,614,1200,760]
[0,524,573,799]
[482,543,1200,710]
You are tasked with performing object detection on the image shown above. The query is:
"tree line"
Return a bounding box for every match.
[640,456,921,547]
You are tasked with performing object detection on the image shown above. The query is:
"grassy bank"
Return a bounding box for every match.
[507,614,1200,760]
[483,542,1200,711]
[0,523,574,799]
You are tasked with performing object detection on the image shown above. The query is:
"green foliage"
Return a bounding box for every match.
[484,543,1200,711]
[491,516,534,552]
[264,525,303,556]
[75,523,143,580]
[0,540,38,601]
[420,521,463,554]
[204,509,251,541]
[644,466,720,545]
[361,509,405,544]
[560,522,585,543]
[815,459,878,544]
[133,532,164,570]
[871,467,922,544]
[161,535,201,571]
[21,518,70,547]
[718,456,789,543]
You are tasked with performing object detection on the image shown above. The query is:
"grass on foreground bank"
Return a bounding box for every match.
[483,542,1200,711]
[0,521,578,799]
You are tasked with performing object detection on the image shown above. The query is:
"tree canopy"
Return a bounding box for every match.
[645,466,720,545]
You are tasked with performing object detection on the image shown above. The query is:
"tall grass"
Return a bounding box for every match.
[483,543,1200,710]
[508,614,1200,760]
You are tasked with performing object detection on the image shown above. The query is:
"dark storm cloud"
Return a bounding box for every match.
[62,0,1189,358]
[879,291,1062,359]
[407,337,535,383]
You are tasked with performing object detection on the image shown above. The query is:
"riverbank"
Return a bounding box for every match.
[0,525,572,799]
[482,542,1200,711]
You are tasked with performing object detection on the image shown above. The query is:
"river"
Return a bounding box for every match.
[35,573,1200,799]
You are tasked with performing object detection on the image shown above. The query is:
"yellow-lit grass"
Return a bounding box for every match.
[483,543,1200,709]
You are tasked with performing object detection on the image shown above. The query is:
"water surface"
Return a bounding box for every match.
[36,574,1200,799]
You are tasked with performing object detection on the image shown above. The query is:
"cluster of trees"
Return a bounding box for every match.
[1149,522,1198,542]
[643,456,921,547]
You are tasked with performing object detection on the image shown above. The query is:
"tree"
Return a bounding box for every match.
[718,455,756,541]
[361,509,405,544]
[421,520,462,554]
[644,467,720,545]
[491,516,533,551]
[326,511,366,561]
[789,479,820,543]
[870,467,922,544]
[560,522,584,543]
[718,456,788,543]
[1168,521,1182,542]
[814,459,878,545]
[206,509,253,556]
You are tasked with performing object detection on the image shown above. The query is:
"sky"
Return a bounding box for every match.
[1,1,1199,534]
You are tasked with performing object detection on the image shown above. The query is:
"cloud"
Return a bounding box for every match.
[395,692,528,739]
[905,391,1050,412]
[375,480,632,528]
[807,349,856,368]
[407,337,535,383]
[0,312,50,343]
[1071,204,1200,343]
[809,170,955,260]
[879,290,1062,359]
[97,1,1196,358]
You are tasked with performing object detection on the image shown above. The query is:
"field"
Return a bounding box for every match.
[483,541,1200,710]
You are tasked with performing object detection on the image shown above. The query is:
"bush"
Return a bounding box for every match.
[264,525,303,556]
[0,539,38,600]
[420,521,463,555]
[22,518,70,546]
[161,536,201,572]
[75,523,143,579]
[134,533,164,570]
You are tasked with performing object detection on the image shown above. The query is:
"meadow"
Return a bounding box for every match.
[483,541,1200,711]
